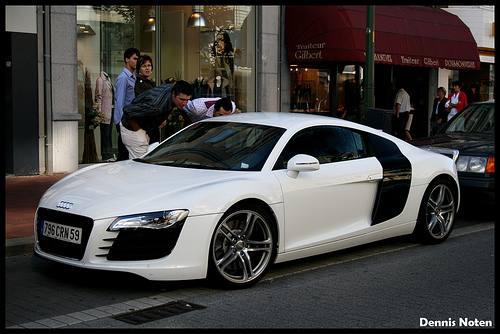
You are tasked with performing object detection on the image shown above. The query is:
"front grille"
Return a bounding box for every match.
[98,223,184,261]
[36,208,94,260]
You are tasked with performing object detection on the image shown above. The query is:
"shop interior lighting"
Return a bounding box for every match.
[187,6,207,28]
[143,7,156,32]
[142,6,165,32]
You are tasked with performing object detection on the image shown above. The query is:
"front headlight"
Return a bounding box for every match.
[108,210,189,231]
[456,156,494,173]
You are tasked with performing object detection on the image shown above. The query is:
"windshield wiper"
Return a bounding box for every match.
[133,158,151,164]
[155,159,227,170]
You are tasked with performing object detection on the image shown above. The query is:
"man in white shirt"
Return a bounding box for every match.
[393,82,411,140]
[183,97,236,123]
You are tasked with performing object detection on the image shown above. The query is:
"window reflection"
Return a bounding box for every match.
[290,67,330,113]
[77,5,256,163]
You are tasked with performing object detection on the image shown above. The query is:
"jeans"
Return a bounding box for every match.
[393,112,409,140]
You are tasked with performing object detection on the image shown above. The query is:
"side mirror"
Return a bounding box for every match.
[286,154,320,178]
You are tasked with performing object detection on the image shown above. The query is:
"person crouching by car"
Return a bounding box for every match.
[120,80,193,159]
[183,97,236,123]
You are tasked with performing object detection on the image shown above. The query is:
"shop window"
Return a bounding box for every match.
[290,67,330,113]
[161,6,255,112]
[337,64,364,122]
[77,5,256,163]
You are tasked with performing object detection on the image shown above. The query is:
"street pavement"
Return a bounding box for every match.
[5,173,68,256]
[6,223,494,328]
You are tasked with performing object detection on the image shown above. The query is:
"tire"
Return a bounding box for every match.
[208,204,277,289]
[413,178,457,244]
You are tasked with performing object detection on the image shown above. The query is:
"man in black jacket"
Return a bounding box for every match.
[120,80,193,159]
[430,87,448,135]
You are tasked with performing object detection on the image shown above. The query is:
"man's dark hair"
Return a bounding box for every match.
[172,80,194,97]
[214,98,233,112]
[124,48,140,63]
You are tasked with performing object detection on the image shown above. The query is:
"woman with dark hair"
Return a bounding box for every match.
[134,54,158,142]
[135,54,155,97]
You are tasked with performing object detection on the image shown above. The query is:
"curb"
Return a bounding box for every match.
[6,237,35,257]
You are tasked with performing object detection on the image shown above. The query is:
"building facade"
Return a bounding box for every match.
[5,5,494,176]
[6,5,284,175]
[283,5,494,140]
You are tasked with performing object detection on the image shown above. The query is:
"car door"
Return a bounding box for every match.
[272,126,383,252]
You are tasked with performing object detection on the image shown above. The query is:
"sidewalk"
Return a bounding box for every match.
[5,173,68,256]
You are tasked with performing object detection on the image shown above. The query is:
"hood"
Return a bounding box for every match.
[38,160,254,219]
[411,132,494,155]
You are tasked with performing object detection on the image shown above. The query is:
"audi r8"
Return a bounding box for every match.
[35,112,460,288]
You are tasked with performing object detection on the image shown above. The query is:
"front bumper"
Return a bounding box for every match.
[34,209,222,281]
[458,174,495,203]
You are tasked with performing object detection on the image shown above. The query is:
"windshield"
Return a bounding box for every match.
[442,103,495,133]
[139,121,286,171]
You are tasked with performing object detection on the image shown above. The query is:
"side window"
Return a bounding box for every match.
[365,132,401,157]
[352,131,368,157]
[273,126,367,170]
[273,129,316,170]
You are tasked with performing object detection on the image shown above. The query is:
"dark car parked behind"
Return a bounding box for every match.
[411,100,494,204]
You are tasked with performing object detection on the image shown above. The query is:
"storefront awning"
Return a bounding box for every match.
[285,6,481,70]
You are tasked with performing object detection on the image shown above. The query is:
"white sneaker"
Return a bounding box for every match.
[105,154,117,162]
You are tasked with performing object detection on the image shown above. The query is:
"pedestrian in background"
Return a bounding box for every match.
[392,79,411,140]
[114,47,140,160]
[405,105,415,141]
[430,87,448,135]
[445,81,468,121]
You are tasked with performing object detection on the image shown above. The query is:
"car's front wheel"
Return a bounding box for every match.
[208,204,277,288]
[413,178,457,244]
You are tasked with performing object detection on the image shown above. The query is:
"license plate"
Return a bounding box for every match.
[41,220,82,245]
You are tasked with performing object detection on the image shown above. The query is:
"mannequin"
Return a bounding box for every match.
[95,71,115,161]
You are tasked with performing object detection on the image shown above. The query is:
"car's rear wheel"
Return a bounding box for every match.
[414,178,457,244]
[208,204,276,288]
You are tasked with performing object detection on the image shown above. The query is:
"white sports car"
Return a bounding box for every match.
[34,112,459,288]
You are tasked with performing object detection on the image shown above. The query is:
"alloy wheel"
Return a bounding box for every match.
[211,208,275,287]
[425,183,456,240]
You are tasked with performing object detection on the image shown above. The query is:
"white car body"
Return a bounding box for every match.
[34,112,459,284]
